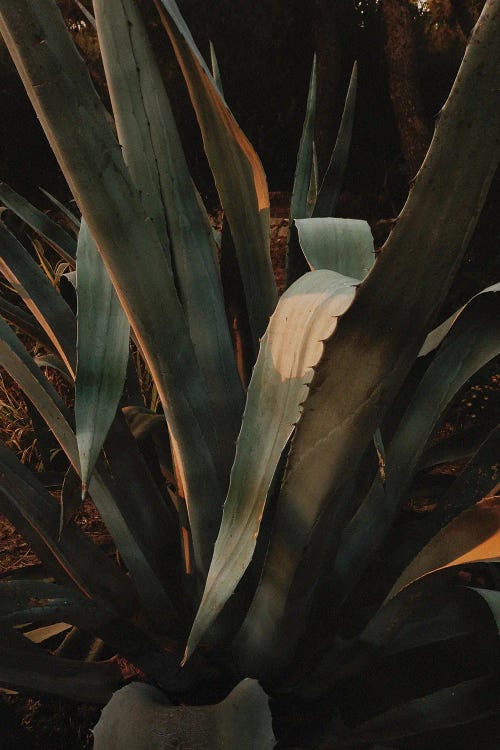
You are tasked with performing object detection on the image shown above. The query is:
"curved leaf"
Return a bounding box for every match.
[0,182,76,265]
[185,270,357,662]
[75,219,130,491]
[333,289,500,600]
[294,217,375,280]
[155,0,277,347]
[420,282,500,357]
[390,496,500,598]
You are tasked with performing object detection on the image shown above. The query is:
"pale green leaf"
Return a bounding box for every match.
[185,270,357,662]
[75,219,130,491]
[294,217,375,280]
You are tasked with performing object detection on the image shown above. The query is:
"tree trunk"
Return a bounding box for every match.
[381,0,432,180]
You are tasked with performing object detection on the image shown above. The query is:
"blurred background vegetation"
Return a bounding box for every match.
[0,0,497,304]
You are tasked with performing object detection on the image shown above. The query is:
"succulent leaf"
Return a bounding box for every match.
[155,0,278,348]
[294,216,375,279]
[185,270,357,662]
[75,219,130,492]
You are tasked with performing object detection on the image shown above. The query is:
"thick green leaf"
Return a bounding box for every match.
[75,219,130,491]
[185,270,357,661]
[294,217,375,280]
[231,4,500,678]
[313,62,357,218]
[0,643,122,703]
[0,0,223,579]
[0,221,76,375]
[93,678,275,750]
[390,496,500,597]
[94,0,243,486]
[0,182,76,264]
[155,0,278,348]
[333,289,500,600]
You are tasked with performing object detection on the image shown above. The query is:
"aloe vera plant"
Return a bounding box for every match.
[0,0,499,748]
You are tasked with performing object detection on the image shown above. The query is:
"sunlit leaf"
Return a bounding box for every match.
[185,270,357,662]
[390,497,500,597]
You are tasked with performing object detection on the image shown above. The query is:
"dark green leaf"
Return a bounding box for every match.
[0,182,76,265]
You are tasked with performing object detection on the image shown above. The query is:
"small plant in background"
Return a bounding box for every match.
[0,0,498,748]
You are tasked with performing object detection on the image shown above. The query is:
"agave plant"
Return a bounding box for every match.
[0,0,499,748]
